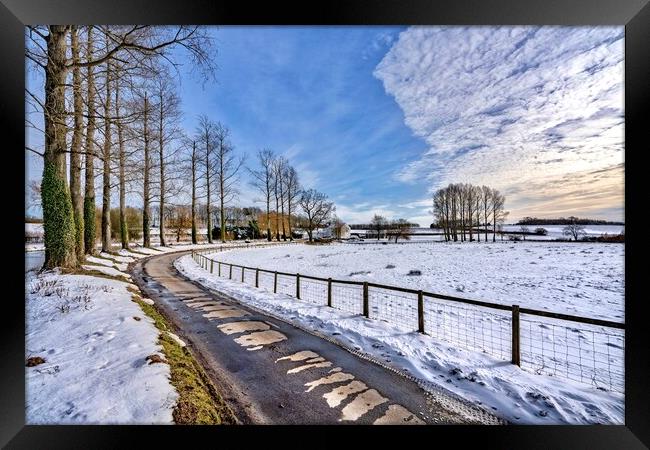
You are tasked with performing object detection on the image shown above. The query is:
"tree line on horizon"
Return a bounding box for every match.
[517,216,624,226]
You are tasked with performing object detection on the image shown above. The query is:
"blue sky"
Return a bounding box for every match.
[26,26,625,224]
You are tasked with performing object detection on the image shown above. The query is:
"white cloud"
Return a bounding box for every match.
[374,26,624,221]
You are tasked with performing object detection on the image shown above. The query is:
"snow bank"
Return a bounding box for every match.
[175,254,624,425]
[26,270,178,424]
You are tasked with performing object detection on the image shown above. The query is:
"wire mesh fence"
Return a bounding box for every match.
[276,273,296,298]
[423,297,512,361]
[368,286,419,331]
[330,282,364,315]
[191,249,625,393]
[519,316,624,392]
[298,277,329,306]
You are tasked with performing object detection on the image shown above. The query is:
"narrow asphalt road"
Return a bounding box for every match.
[130,251,493,425]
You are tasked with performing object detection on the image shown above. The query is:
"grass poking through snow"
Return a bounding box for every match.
[133,294,237,425]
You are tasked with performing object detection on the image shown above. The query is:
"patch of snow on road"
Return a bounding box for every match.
[175,253,624,425]
[26,270,178,424]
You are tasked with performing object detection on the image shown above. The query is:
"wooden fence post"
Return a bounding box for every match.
[229,264,232,279]
[241,267,245,283]
[274,271,278,293]
[363,282,369,318]
[296,274,301,299]
[255,269,259,288]
[512,304,520,366]
[327,278,332,307]
[418,290,425,333]
[210,260,213,274]
[218,262,221,277]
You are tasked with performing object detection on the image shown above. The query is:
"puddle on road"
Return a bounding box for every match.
[373,404,424,425]
[233,330,287,348]
[323,381,368,408]
[203,309,249,319]
[217,321,271,335]
[340,389,388,421]
[275,351,319,363]
[304,372,355,392]
[287,361,332,374]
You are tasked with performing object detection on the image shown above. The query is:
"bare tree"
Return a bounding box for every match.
[275,156,288,241]
[83,26,97,256]
[142,92,152,247]
[563,216,586,241]
[196,114,216,243]
[249,149,275,241]
[481,185,492,242]
[299,189,334,242]
[69,26,85,258]
[213,122,244,243]
[100,56,113,253]
[491,189,508,242]
[284,165,301,240]
[28,25,215,268]
[370,214,387,240]
[154,76,182,247]
[389,218,412,243]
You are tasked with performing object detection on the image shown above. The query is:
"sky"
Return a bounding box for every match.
[26,26,625,225]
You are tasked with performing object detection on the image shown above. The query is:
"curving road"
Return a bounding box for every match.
[130,250,498,425]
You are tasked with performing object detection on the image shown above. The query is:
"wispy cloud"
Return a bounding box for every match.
[374,26,624,221]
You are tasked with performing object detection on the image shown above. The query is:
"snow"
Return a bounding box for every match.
[81,264,132,281]
[175,242,625,425]
[85,255,129,272]
[202,241,624,321]
[26,270,178,424]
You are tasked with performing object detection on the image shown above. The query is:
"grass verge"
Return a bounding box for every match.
[131,291,238,425]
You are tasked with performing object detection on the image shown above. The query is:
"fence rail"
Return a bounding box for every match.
[191,247,625,393]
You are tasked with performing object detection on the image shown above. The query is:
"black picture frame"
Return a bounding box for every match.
[4,0,648,447]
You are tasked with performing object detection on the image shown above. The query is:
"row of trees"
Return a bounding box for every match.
[27,25,216,269]
[249,150,336,242]
[27,25,341,270]
[432,183,508,242]
[368,215,417,242]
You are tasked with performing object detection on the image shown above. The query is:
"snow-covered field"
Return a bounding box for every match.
[26,270,177,424]
[199,242,625,394]
[176,252,624,424]
[199,241,624,321]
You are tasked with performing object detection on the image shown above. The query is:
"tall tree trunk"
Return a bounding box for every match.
[274,182,280,241]
[205,142,212,244]
[101,59,112,253]
[266,192,271,242]
[287,200,293,241]
[219,149,226,243]
[70,26,85,259]
[116,80,128,249]
[143,93,151,247]
[158,94,166,247]
[83,27,97,256]
[279,181,286,241]
[191,141,197,244]
[42,25,77,269]
[483,201,490,242]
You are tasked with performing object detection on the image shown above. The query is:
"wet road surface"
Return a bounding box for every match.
[131,251,492,425]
